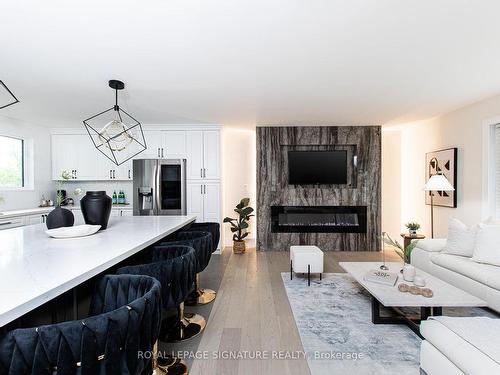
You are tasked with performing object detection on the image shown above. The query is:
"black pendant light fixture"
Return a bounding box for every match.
[0,80,20,109]
[83,80,147,165]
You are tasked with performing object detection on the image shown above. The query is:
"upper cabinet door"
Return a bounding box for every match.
[186,131,204,179]
[142,131,164,158]
[162,131,186,157]
[73,135,100,180]
[203,131,220,179]
[52,135,76,180]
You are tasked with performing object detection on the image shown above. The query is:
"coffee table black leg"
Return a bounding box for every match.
[290,260,293,280]
[307,265,310,286]
[421,307,431,321]
[432,307,442,316]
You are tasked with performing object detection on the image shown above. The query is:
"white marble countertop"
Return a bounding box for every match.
[0,215,196,327]
[0,205,133,219]
[339,262,487,308]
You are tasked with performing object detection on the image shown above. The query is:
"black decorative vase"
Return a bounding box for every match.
[80,191,112,230]
[46,206,75,229]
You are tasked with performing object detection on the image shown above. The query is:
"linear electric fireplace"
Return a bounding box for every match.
[271,206,367,233]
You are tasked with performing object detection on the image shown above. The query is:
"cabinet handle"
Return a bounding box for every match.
[113,170,116,179]
[200,185,203,194]
[158,148,161,158]
[74,170,77,179]
[161,148,164,158]
[110,170,112,179]
[200,168,203,178]
[0,221,13,226]
[203,168,206,178]
[204,185,206,194]
[128,170,131,179]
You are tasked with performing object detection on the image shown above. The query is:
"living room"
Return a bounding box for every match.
[1,1,499,375]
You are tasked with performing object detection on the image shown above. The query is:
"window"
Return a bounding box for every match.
[496,125,500,218]
[0,135,24,188]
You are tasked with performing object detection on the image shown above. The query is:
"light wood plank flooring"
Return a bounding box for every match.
[190,247,400,375]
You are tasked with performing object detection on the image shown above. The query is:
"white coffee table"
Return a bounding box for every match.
[339,262,487,338]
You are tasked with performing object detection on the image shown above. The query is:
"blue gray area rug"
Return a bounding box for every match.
[281,273,495,375]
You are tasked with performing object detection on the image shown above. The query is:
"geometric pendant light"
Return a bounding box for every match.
[0,80,20,109]
[83,80,147,165]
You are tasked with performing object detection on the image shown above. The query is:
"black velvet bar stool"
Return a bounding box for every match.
[163,230,215,305]
[0,274,161,375]
[117,244,205,351]
[185,222,220,253]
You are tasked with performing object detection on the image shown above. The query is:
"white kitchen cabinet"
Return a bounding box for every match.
[186,181,220,223]
[52,134,101,180]
[24,214,48,226]
[51,127,218,181]
[186,131,204,179]
[0,216,25,230]
[186,130,220,180]
[203,131,220,179]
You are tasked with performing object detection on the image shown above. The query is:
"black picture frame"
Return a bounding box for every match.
[425,147,458,208]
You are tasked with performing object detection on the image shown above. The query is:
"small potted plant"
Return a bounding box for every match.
[224,198,254,254]
[405,222,421,235]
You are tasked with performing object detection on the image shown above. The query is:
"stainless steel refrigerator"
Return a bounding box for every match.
[133,159,187,216]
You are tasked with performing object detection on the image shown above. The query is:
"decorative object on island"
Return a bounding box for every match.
[424,153,456,238]
[381,232,419,272]
[405,222,421,235]
[46,171,81,229]
[80,191,112,230]
[83,79,147,166]
[0,80,20,109]
[224,198,254,254]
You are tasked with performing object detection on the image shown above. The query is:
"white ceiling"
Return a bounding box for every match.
[1,0,500,128]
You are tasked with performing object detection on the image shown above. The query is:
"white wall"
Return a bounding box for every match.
[385,93,500,238]
[0,115,53,211]
[221,127,256,247]
[381,128,402,240]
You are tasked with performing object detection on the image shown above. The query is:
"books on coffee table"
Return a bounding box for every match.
[363,269,399,286]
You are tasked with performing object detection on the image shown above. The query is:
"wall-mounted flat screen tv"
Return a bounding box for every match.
[288,150,348,184]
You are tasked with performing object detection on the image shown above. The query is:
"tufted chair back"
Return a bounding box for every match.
[162,231,212,274]
[0,274,161,375]
[117,245,196,310]
[185,222,220,253]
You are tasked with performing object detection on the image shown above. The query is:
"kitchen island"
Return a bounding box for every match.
[0,215,196,327]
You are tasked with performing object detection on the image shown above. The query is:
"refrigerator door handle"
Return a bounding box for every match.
[154,162,161,214]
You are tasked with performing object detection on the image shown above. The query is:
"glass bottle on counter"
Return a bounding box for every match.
[118,190,124,204]
[112,190,117,205]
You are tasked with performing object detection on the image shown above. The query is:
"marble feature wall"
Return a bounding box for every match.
[256,126,381,251]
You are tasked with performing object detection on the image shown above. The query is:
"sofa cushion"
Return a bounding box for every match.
[430,253,500,291]
[473,223,500,267]
[421,317,500,374]
[442,218,476,257]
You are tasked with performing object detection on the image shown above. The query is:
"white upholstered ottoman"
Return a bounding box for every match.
[290,245,324,285]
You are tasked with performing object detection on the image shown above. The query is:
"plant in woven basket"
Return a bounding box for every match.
[224,198,254,253]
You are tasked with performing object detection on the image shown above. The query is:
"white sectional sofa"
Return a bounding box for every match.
[411,239,500,313]
[420,316,500,375]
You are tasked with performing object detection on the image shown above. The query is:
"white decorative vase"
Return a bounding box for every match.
[403,264,416,282]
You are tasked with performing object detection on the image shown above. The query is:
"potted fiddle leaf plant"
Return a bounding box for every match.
[224,198,254,254]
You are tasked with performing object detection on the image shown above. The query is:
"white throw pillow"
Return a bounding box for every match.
[472,223,500,266]
[442,218,476,257]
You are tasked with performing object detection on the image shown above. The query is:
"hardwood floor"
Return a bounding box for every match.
[189,247,400,375]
